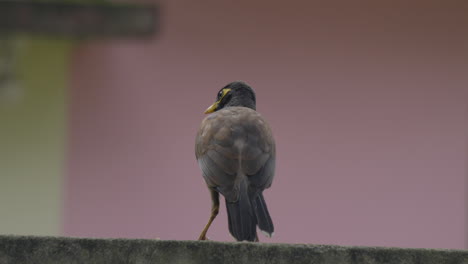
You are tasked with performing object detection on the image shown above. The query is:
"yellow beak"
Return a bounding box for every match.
[204,88,231,114]
[204,102,218,114]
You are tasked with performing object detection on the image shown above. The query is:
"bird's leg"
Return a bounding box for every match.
[198,189,219,240]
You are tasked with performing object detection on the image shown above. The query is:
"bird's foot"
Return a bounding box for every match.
[198,235,210,241]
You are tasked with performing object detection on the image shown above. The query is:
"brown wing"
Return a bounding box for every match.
[195,107,275,202]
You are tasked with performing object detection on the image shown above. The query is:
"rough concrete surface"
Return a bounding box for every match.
[0,235,467,264]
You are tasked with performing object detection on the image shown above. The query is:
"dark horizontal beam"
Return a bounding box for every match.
[0,1,158,37]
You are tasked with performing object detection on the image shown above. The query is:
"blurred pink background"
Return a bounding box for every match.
[64,0,468,249]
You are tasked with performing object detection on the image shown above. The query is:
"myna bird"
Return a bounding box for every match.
[195,81,276,242]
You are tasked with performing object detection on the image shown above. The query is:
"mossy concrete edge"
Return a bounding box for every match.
[0,235,467,264]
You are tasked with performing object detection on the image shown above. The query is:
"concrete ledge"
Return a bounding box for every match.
[0,235,467,264]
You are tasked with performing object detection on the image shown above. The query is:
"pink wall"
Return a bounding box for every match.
[65,0,468,249]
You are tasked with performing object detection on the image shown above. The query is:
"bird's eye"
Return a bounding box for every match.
[217,90,223,99]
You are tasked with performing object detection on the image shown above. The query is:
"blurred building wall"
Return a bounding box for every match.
[0,38,70,235]
[64,0,468,249]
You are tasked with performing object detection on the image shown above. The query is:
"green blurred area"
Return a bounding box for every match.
[0,37,71,235]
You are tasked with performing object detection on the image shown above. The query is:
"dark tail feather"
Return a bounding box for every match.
[225,180,257,241]
[254,192,274,237]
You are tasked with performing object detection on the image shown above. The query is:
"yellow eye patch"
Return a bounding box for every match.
[205,88,231,114]
[220,88,231,98]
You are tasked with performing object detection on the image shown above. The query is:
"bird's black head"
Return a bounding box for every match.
[204,81,256,114]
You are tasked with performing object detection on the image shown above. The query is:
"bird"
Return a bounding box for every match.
[195,81,276,242]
